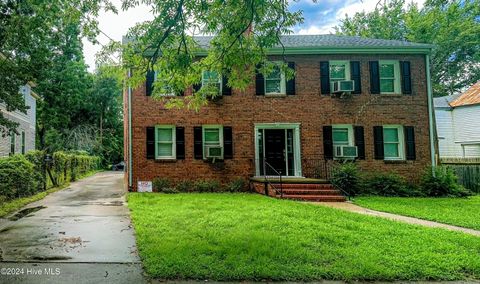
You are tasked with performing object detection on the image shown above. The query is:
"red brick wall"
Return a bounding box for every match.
[126,54,432,190]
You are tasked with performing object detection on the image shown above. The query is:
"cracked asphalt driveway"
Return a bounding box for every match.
[0,171,146,283]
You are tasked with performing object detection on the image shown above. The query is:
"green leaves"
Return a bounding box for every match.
[111,0,302,109]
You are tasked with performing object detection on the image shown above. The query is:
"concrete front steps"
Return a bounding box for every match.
[275,183,347,202]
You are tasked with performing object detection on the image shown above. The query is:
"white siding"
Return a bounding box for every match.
[435,108,463,157]
[452,105,480,144]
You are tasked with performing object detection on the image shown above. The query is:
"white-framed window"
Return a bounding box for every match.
[155,125,176,159]
[265,62,286,95]
[379,60,401,94]
[154,71,175,97]
[202,70,222,94]
[203,125,223,159]
[383,125,405,160]
[329,61,350,89]
[332,124,354,147]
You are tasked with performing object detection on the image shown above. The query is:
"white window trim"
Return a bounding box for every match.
[201,71,223,94]
[383,125,405,160]
[329,61,351,89]
[154,71,175,97]
[379,60,401,94]
[264,62,286,95]
[202,125,224,159]
[254,123,302,177]
[155,125,176,160]
[332,124,354,146]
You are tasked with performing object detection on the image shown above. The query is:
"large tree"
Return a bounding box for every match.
[335,0,480,97]
[100,0,303,109]
[0,0,115,135]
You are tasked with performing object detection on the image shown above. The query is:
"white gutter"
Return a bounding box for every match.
[426,54,436,171]
[128,70,133,189]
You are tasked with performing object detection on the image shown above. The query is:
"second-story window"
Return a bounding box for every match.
[265,63,286,95]
[379,60,401,94]
[329,61,350,85]
[202,71,222,94]
[154,71,175,96]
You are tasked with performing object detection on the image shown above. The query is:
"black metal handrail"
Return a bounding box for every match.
[262,161,283,198]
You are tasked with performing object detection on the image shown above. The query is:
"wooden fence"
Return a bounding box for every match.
[441,158,480,193]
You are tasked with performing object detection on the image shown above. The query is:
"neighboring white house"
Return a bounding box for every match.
[435,81,480,158]
[0,83,39,157]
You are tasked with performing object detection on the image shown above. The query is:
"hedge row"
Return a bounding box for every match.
[331,163,472,198]
[0,151,100,201]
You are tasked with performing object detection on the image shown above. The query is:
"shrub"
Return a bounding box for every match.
[363,172,411,197]
[193,180,222,192]
[331,162,361,197]
[226,178,247,192]
[0,155,37,199]
[161,187,179,194]
[176,180,194,192]
[25,150,46,192]
[421,166,472,197]
[152,177,172,192]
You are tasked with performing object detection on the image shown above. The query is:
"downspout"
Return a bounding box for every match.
[128,69,133,189]
[426,54,436,172]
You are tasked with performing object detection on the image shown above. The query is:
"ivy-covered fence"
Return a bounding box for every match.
[0,151,100,202]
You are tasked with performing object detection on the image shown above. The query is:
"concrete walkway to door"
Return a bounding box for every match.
[0,171,147,284]
[313,202,480,237]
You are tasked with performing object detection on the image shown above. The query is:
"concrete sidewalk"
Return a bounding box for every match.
[314,202,480,237]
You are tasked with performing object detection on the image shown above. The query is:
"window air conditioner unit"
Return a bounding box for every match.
[334,145,358,159]
[332,80,355,93]
[205,145,223,159]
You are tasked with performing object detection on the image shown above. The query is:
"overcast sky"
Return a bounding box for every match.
[82,0,426,72]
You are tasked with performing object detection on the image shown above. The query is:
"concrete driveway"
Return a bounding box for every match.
[0,171,146,284]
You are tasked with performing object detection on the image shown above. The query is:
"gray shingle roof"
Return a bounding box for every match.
[434,93,462,108]
[194,34,433,49]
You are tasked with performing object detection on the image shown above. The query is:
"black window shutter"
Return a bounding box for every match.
[255,64,265,96]
[354,126,365,160]
[400,61,412,95]
[193,126,203,159]
[369,61,380,94]
[373,126,384,160]
[405,126,416,160]
[146,127,155,159]
[350,61,362,94]
[176,127,185,160]
[223,127,233,159]
[222,75,232,96]
[323,126,333,160]
[286,62,296,95]
[146,70,155,96]
[320,61,330,95]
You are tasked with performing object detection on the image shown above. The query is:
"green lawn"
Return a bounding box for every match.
[355,196,480,230]
[127,193,480,281]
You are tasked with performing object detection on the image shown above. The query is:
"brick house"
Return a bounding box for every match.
[124,35,436,198]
